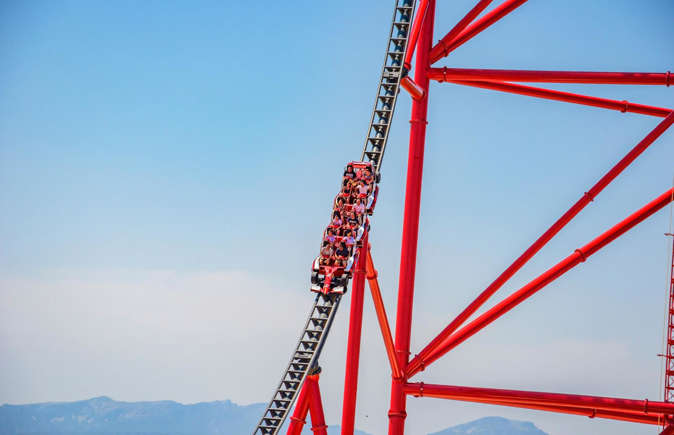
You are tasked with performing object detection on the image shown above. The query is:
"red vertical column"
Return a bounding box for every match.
[307,375,329,435]
[388,1,435,434]
[341,233,369,434]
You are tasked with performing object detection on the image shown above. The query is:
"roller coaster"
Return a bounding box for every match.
[253,1,674,434]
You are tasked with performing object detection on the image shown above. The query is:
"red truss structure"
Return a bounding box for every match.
[388,2,673,433]
[254,1,673,434]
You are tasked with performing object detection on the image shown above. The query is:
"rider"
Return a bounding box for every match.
[353,198,365,215]
[335,241,350,267]
[320,242,335,266]
[344,164,357,180]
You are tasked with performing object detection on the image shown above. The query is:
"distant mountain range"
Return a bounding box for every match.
[0,397,548,435]
[0,396,263,435]
[429,416,548,435]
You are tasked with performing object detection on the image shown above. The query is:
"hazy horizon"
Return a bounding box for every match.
[2,1,673,435]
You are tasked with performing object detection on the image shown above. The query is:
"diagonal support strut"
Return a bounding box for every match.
[441,79,672,117]
[430,0,529,63]
[407,110,674,377]
[411,187,674,374]
[365,247,404,380]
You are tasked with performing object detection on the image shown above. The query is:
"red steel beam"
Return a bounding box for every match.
[430,0,528,63]
[403,383,674,416]
[429,0,493,64]
[307,375,328,435]
[388,1,435,434]
[469,399,663,426]
[407,110,674,377]
[287,375,314,435]
[414,187,674,372]
[403,383,665,425]
[661,425,674,435]
[429,67,673,85]
[365,248,404,380]
[444,79,672,117]
[341,233,368,435]
[435,396,662,425]
[403,0,429,70]
[400,76,425,101]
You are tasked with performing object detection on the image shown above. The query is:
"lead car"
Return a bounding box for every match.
[311,161,378,295]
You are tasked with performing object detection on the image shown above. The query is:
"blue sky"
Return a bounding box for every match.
[1,1,673,434]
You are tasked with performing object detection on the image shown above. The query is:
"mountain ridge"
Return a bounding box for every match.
[0,397,547,435]
[429,416,549,435]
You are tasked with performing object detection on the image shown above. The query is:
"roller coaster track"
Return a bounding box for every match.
[250,0,674,433]
[253,293,341,434]
[253,1,415,433]
[361,0,415,175]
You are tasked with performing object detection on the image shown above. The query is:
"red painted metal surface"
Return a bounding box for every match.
[340,233,368,435]
[407,110,674,377]
[403,0,429,70]
[307,376,328,435]
[365,248,404,380]
[428,67,673,85]
[443,79,672,117]
[429,0,529,63]
[403,383,673,425]
[400,76,425,101]
[418,187,674,369]
[282,3,674,435]
[665,234,674,402]
[388,2,434,434]
[453,397,663,425]
[287,375,314,435]
[430,0,493,63]
[287,374,327,435]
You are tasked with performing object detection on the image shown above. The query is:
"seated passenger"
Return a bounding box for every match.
[320,242,335,265]
[347,211,359,227]
[344,231,356,248]
[332,213,343,227]
[360,167,373,183]
[356,166,366,179]
[344,164,356,179]
[324,228,336,244]
[335,196,345,210]
[356,181,370,197]
[342,180,353,195]
[335,242,350,267]
[353,199,365,215]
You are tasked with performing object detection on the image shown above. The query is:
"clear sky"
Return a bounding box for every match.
[1,1,673,434]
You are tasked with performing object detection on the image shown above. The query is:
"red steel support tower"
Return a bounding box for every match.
[379,1,672,434]
[388,1,434,432]
[257,2,674,435]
